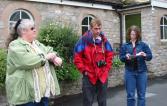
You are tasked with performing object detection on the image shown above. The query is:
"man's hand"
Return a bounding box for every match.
[83,71,88,76]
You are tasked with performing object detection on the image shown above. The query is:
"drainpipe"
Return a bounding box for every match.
[115,8,123,46]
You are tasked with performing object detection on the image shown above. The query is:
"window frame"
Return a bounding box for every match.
[8,9,34,30]
[81,15,94,35]
[160,15,167,41]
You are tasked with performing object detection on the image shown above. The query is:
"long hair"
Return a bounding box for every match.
[127,25,141,42]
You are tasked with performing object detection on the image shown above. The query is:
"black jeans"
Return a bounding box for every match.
[82,75,108,106]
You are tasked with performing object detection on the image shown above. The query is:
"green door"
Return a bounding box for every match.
[125,13,141,42]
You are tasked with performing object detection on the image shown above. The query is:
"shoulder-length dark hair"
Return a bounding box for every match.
[127,25,141,42]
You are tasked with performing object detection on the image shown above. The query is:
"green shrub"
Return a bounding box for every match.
[55,62,80,81]
[112,55,124,69]
[0,49,7,88]
[38,21,80,81]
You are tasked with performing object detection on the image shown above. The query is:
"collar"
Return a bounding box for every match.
[83,30,106,44]
[127,40,141,45]
[17,37,36,45]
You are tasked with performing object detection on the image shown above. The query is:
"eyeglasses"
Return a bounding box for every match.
[30,27,35,31]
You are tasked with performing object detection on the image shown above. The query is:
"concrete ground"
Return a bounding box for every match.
[53,76,167,106]
[1,76,167,106]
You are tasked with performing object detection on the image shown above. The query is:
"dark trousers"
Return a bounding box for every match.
[82,75,108,106]
[16,97,49,106]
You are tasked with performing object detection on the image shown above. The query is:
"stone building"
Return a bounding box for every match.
[120,0,167,77]
[0,0,123,48]
[0,0,167,95]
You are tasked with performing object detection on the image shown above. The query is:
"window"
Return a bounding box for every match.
[125,13,141,42]
[81,15,94,35]
[160,16,167,40]
[9,9,34,30]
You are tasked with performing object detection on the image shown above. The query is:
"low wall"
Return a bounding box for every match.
[59,66,125,96]
[58,62,167,97]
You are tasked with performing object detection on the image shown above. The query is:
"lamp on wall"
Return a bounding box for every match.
[151,0,155,14]
[151,5,155,14]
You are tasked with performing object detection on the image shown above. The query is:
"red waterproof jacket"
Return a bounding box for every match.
[74,30,114,85]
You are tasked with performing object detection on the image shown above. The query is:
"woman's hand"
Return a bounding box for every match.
[53,57,63,66]
[137,51,146,57]
[46,53,62,66]
[126,53,131,60]
[46,53,56,61]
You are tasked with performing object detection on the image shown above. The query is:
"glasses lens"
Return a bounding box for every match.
[31,27,35,30]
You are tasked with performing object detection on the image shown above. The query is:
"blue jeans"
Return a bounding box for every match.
[16,97,49,106]
[124,70,147,106]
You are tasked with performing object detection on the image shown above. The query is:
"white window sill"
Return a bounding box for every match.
[160,39,167,42]
[160,39,167,45]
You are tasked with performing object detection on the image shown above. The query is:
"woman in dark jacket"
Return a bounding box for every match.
[119,25,152,106]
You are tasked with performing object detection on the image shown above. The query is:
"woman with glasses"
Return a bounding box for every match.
[119,25,152,106]
[6,19,62,106]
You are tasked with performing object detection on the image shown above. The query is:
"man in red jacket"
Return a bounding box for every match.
[74,18,114,106]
